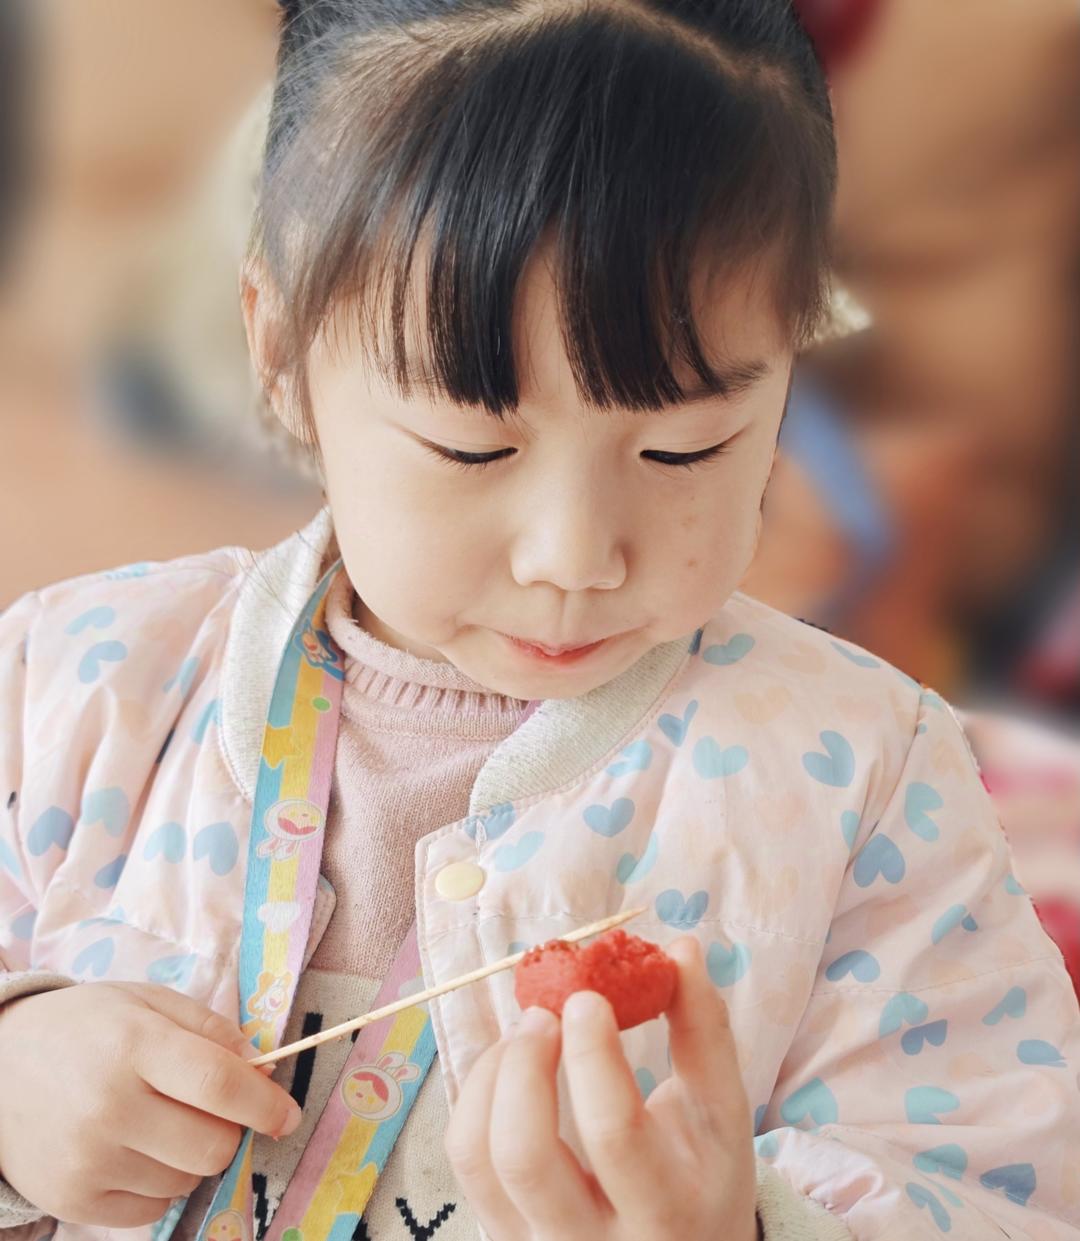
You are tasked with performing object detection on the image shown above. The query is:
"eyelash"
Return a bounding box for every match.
[422,440,732,473]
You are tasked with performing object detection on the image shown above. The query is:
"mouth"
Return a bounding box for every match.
[501,632,615,665]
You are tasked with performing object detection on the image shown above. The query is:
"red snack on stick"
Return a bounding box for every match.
[513,928,678,1030]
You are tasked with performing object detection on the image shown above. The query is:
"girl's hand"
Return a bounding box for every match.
[445,936,758,1241]
[0,980,303,1227]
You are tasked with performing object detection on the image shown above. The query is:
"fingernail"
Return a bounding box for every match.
[516,1006,557,1037]
[562,991,607,1026]
[275,1101,303,1139]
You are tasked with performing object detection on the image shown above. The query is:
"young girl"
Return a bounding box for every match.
[1,3,1078,1240]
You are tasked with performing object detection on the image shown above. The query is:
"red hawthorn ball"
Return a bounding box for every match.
[513,928,678,1030]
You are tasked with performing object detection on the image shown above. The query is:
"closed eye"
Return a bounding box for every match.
[422,442,515,471]
[641,441,733,469]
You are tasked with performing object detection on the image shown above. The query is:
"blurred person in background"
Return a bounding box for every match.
[746,0,1080,716]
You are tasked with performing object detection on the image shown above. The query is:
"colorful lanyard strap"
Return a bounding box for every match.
[152,559,438,1241]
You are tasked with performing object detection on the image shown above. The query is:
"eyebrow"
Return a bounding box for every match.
[396,354,771,408]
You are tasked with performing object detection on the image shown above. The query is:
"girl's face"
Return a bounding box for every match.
[296,249,792,701]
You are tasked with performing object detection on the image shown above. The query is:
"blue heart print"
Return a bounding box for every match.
[584,798,635,838]
[616,833,658,884]
[1018,1039,1066,1068]
[163,656,200,697]
[192,698,221,744]
[931,904,978,945]
[81,787,130,837]
[755,1132,779,1159]
[10,909,36,940]
[606,741,652,777]
[780,1077,838,1127]
[706,939,751,987]
[830,641,881,669]
[73,936,115,977]
[658,700,699,747]
[702,633,755,667]
[982,987,1026,1025]
[466,803,516,841]
[655,888,708,930]
[692,737,749,780]
[65,606,116,635]
[494,831,545,872]
[904,782,944,841]
[879,992,930,1038]
[78,641,128,684]
[507,941,531,955]
[852,835,906,887]
[980,1163,1036,1208]
[105,562,151,580]
[192,822,239,876]
[1004,874,1025,895]
[840,811,861,851]
[93,854,128,889]
[905,1184,951,1232]
[905,1086,960,1125]
[802,732,855,788]
[825,949,880,983]
[27,807,75,856]
[144,821,186,863]
[634,1068,657,1099]
[147,952,198,989]
[901,1020,948,1056]
[915,1144,968,1181]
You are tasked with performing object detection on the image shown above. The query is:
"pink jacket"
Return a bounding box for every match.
[2,507,1079,1241]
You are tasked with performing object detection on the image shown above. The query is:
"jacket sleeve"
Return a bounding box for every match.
[758,689,1080,1239]
[0,590,76,1226]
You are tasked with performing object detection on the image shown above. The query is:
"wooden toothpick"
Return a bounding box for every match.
[250,906,648,1068]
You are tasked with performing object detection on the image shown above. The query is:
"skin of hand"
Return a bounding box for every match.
[444,936,758,1241]
[0,981,302,1227]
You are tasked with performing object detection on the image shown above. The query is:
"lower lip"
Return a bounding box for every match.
[504,635,611,666]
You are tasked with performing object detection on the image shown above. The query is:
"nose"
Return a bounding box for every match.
[510,471,628,593]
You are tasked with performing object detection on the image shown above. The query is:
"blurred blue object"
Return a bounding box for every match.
[780,373,896,627]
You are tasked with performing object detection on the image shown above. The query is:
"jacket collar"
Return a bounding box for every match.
[220,506,692,812]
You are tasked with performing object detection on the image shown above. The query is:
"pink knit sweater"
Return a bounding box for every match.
[308,567,529,976]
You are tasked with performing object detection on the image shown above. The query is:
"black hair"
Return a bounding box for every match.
[256,0,836,425]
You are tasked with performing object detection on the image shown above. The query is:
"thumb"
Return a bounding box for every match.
[665,937,749,1134]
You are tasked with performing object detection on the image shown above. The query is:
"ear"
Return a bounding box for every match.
[241,258,316,444]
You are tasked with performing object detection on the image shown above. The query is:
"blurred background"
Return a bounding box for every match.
[0,1,1077,946]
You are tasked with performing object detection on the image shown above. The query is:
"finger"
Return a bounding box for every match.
[490,1008,602,1237]
[133,1021,301,1139]
[90,1192,177,1230]
[561,991,662,1215]
[117,982,256,1058]
[111,1147,203,1200]
[665,937,750,1137]
[444,1036,526,1240]
[126,1090,246,1179]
